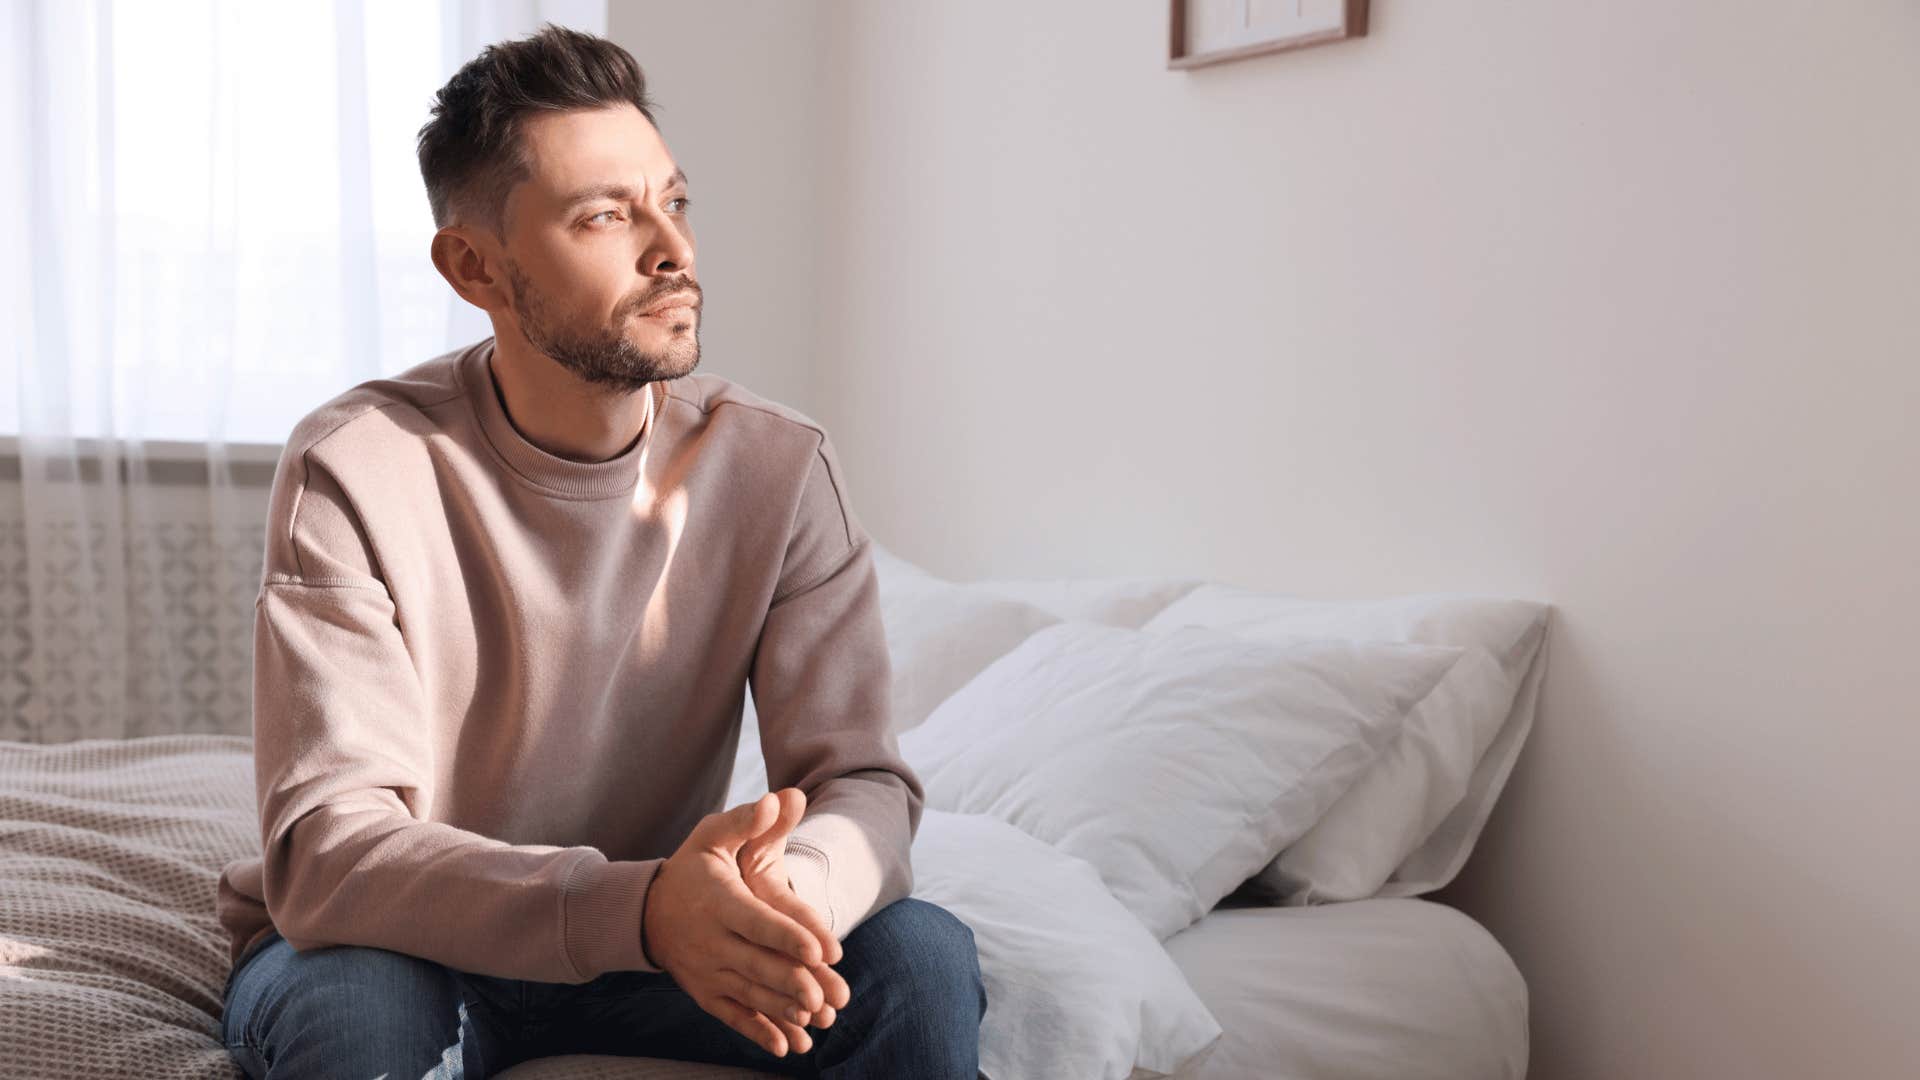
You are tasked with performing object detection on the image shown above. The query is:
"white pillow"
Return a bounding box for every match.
[911,810,1223,1080]
[869,555,1061,736]
[1143,586,1551,902]
[730,546,1061,804]
[1381,628,1549,898]
[899,620,1465,940]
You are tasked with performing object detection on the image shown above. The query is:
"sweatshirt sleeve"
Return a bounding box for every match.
[751,431,926,940]
[251,451,661,984]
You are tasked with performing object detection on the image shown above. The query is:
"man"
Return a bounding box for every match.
[213,23,984,1079]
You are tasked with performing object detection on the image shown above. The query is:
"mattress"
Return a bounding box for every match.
[1163,897,1529,1080]
[0,734,1526,1080]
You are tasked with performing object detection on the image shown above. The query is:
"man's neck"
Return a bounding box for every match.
[486,337,651,464]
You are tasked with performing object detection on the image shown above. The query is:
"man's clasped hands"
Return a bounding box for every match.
[641,788,850,1059]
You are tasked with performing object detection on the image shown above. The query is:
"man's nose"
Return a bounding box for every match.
[635,210,694,275]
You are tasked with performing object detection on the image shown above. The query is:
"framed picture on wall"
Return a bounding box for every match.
[1169,0,1369,69]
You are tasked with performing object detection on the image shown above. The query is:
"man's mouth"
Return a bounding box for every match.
[638,292,699,318]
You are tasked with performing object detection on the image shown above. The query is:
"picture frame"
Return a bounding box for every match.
[1168,0,1370,70]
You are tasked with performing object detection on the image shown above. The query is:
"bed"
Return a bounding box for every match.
[0,734,1526,1080]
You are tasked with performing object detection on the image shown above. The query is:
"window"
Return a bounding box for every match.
[3,1,598,445]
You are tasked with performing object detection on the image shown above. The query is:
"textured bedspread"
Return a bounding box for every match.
[0,735,779,1080]
[1,735,256,1079]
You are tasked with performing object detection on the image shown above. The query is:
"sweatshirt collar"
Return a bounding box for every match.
[462,338,667,500]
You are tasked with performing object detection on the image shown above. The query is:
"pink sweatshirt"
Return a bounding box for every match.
[214,338,924,983]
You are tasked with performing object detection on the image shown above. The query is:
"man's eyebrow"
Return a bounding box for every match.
[559,168,689,211]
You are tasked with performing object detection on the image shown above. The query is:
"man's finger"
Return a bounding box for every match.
[768,787,806,832]
[723,934,829,1014]
[700,792,781,855]
[776,1014,813,1055]
[718,881,824,967]
[738,880,850,1013]
[719,968,815,1028]
[740,878,849,1008]
[707,993,788,1058]
[737,788,807,875]
[810,962,851,1012]
[747,871,843,966]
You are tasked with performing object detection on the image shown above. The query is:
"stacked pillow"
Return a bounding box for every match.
[732,542,1551,1078]
[743,544,1552,908]
[897,620,1464,939]
[966,559,1553,905]
[1140,585,1552,902]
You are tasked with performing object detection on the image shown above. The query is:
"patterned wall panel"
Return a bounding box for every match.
[0,475,271,743]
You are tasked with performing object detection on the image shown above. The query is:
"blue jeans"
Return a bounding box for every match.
[220,896,985,1079]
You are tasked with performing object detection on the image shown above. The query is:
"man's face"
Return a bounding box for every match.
[496,104,700,392]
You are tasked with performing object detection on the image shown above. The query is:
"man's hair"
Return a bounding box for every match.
[416,23,658,236]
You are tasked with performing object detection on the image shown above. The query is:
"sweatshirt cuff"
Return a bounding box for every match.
[561,852,663,981]
[784,839,835,936]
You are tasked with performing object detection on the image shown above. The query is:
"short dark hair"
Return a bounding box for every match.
[416,23,658,235]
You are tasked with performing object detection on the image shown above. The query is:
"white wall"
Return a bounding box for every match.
[613,2,1920,1076]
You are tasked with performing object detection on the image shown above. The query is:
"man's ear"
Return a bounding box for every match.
[430,225,507,314]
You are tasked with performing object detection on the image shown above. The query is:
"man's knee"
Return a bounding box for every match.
[844,891,983,1060]
[853,897,987,1018]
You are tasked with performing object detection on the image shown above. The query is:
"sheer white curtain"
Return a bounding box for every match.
[0,0,605,742]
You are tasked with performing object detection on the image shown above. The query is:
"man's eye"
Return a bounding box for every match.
[669,196,692,214]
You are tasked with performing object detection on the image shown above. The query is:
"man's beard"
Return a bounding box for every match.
[504,260,700,393]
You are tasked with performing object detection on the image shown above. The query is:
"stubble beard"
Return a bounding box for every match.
[505,260,700,394]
